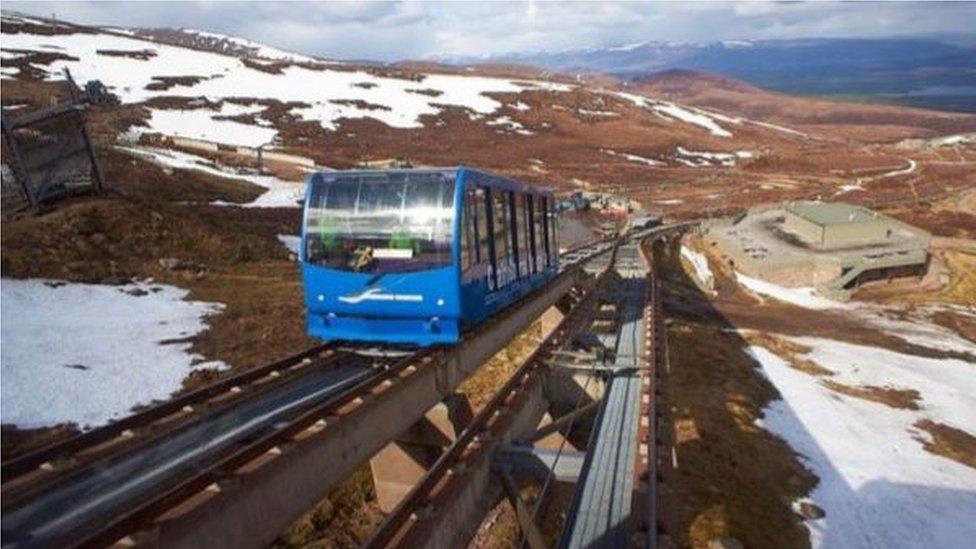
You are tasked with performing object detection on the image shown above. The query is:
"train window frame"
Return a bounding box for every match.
[466,187,479,264]
[492,187,513,289]
[461,189,473,270]
[484,187,498,290]
[531,195,541,272]
[474,187,489,271]
[541,195,551,267]
[525,194,536,274]
[548,197,558,260]
[304,171,456,274]
[514,192,530,278]
[507,191,520,279]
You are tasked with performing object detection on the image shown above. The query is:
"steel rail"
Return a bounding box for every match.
[2,348,365,517]
[75,349,433,549]
[1,343,337,482]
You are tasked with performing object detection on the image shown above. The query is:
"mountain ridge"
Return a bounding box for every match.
[432,36,976,113]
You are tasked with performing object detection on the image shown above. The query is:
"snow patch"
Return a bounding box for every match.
[653,103,732,137]
[118,146,304,208]
[747,342,976,549]
[681,246,714,293]
[277,235,301,258]
[837,181,864,194]
[854,305,976,357]
[179,28,321,64]
[735,272,846,310]
[578,108,620,117]
[612,91,733,137]
[675,146,739,167]
[602,149,664,166]
[749,119,809,138]
[147,107,278,148]
[931,134,973,147]
[1,26,571,140]
[487,115,534,135]
[1,279,227,429]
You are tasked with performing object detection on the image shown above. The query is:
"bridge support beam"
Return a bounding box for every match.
[370,394,473,512]
[390,374,550,549]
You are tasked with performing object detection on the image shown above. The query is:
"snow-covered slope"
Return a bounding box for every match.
[748,341,976,548]
[1,12,778,151]
[131,27,324,64]
[612,90,734,137]
[1,13,570,146]
[118,146,305,207]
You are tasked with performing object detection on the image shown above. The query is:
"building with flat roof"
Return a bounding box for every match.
[784,201,902,249]
[707,201,931,296]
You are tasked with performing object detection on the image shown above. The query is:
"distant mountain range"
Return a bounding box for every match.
[433,37,976,113]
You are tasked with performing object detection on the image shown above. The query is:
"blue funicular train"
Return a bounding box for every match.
[301,167,560,346]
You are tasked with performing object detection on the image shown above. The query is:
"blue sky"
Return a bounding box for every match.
[7,1,976,61]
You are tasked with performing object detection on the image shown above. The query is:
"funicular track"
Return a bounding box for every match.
[366,227,684,549]
[0,235,627,549]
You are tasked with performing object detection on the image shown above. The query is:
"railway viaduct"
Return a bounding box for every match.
[1,225,688,549]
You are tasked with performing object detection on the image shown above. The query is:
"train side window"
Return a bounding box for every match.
[461,189,473,270]
[540,196,549,267]
[505,191,517,278]
[525,194,537,274]
[532,195,549,271]
[492,188,512,288]
[475,188,489,265]
[514,192,529,278]
[548,197,558,259]
[484,187,497,290]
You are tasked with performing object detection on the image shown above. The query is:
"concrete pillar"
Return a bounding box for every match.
[533,411,579,451]
[369,393,473,512]
[539,305,565,340]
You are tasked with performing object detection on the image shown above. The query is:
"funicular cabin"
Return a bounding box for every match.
[301,167,559,346]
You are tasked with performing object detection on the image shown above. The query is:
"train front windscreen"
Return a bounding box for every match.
[304,171,456,274]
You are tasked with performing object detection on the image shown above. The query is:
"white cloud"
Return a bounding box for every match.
[6,1,975,61]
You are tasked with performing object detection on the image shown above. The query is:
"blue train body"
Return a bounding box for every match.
[301,167,559,346]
